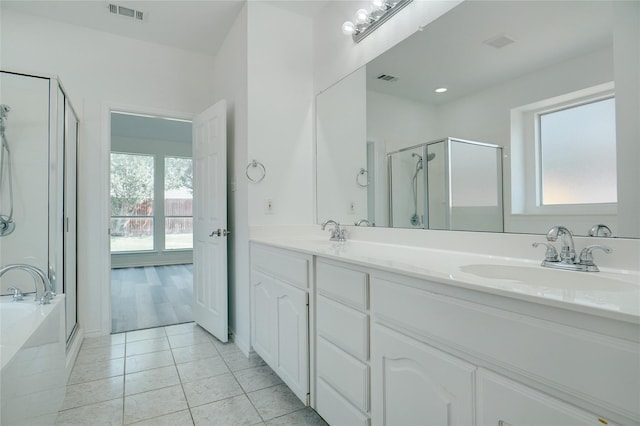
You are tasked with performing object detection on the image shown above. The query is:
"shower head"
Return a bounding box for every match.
[411,152,436,162]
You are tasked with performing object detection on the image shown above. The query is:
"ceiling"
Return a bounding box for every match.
[366,1,614,105]
[1,0,328,57]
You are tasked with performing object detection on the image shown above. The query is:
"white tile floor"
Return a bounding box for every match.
[57,322,328,425]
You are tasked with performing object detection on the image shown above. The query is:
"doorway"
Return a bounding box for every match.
[109,112,193,333]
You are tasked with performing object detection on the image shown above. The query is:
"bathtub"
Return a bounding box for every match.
[1,294,67,425]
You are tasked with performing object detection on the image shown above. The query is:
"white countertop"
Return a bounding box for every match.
[250,235,640,324]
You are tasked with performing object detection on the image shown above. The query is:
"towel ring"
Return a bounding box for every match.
[246,160,266,183]
[356,168,369,187]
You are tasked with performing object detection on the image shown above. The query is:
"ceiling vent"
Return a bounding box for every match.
[376,74,399,82]
[483,34,515,49]
[108,3,145,21]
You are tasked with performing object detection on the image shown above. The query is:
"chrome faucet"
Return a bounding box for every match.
[321,220,346,242]
[533,226,612,272]
[588,224,612,237]
[0,264,54,304]
[354,219,372,227]
[546,226,576,263]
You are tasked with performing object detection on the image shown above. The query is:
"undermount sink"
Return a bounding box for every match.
[459,264,639,292]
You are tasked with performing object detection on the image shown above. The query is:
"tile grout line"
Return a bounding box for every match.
[168,325,197,426]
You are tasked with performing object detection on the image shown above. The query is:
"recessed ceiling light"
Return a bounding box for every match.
[435,87,447,93]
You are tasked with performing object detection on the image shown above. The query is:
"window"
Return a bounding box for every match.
[538,97,617,206]
[110,153,154,252]
[510,82,617,215]
[164,157,193,250]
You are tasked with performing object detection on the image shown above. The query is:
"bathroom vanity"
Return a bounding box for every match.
[249,234,639,426]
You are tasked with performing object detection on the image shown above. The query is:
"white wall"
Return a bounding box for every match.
[247,2,314,227]
[1,8,216,335]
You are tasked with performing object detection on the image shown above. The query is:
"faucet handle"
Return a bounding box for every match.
[579,245,612,266]
[532,242,559,262]
[40,291,54,305]
[7,286,24,301]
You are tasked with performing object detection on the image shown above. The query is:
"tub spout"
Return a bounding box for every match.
[0,264,54,303]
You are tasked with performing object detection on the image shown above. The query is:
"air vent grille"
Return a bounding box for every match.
[107,3,145,21]
[376,74,399,82]
[483,34,515,49]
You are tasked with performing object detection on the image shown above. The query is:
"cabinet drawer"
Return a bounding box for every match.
[317,336,369,413]
[317,295,368,361]
[371,275,640,420]
[317,260,368,310]
[317,378,370,426]
[251,244,310,290]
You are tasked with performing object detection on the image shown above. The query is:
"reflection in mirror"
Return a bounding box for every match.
[316,0,640,237]
[387,138,503,232]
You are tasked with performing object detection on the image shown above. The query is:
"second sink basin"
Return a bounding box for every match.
[459,264,638,293]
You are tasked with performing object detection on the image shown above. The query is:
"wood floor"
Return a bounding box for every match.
[111,264,193,333]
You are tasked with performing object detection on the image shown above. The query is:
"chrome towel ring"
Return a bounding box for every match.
[356,168,368,187]
[246,160,266,183]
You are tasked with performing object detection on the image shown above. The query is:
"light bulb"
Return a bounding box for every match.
[355,8,370,24]
[435,87,448,93]
[372,0,388,11]
[342,21,356,35]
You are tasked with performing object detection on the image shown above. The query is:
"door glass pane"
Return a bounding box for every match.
[165,157,193,250]
[540,97,617,205]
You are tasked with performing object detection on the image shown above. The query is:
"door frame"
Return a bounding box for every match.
[99,103,195,335]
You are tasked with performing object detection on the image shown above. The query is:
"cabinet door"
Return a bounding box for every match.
[251,270,276,367]
[477,369,619,426]
[274,279,308,404]
[371,323,475,426]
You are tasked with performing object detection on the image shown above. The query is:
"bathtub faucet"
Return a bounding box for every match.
[0,264,54,304]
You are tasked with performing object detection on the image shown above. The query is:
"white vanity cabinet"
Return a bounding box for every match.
[249,240,639,426]
[250,243,311,404]
[370,271,639,426]
[315,259,371,426]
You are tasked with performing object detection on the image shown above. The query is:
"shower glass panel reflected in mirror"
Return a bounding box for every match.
[388,138,503,232]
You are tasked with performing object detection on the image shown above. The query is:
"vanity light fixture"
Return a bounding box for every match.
[435,87,448,93]
[342,0,413,43]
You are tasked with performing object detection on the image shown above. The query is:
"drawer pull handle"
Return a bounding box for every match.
[598,419,608,425]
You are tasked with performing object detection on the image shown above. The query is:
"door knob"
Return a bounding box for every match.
[209,229,231,237]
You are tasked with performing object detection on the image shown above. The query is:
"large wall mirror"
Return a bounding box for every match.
[316,0,639,238]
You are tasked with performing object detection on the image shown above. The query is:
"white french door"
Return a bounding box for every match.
[192,100,228,342]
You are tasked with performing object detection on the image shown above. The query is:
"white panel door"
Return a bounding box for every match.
[193,100,228,343]
[371,323,475,426]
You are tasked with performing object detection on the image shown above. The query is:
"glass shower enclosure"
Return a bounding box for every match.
[0,70,78,345]
[388,137,503,232]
